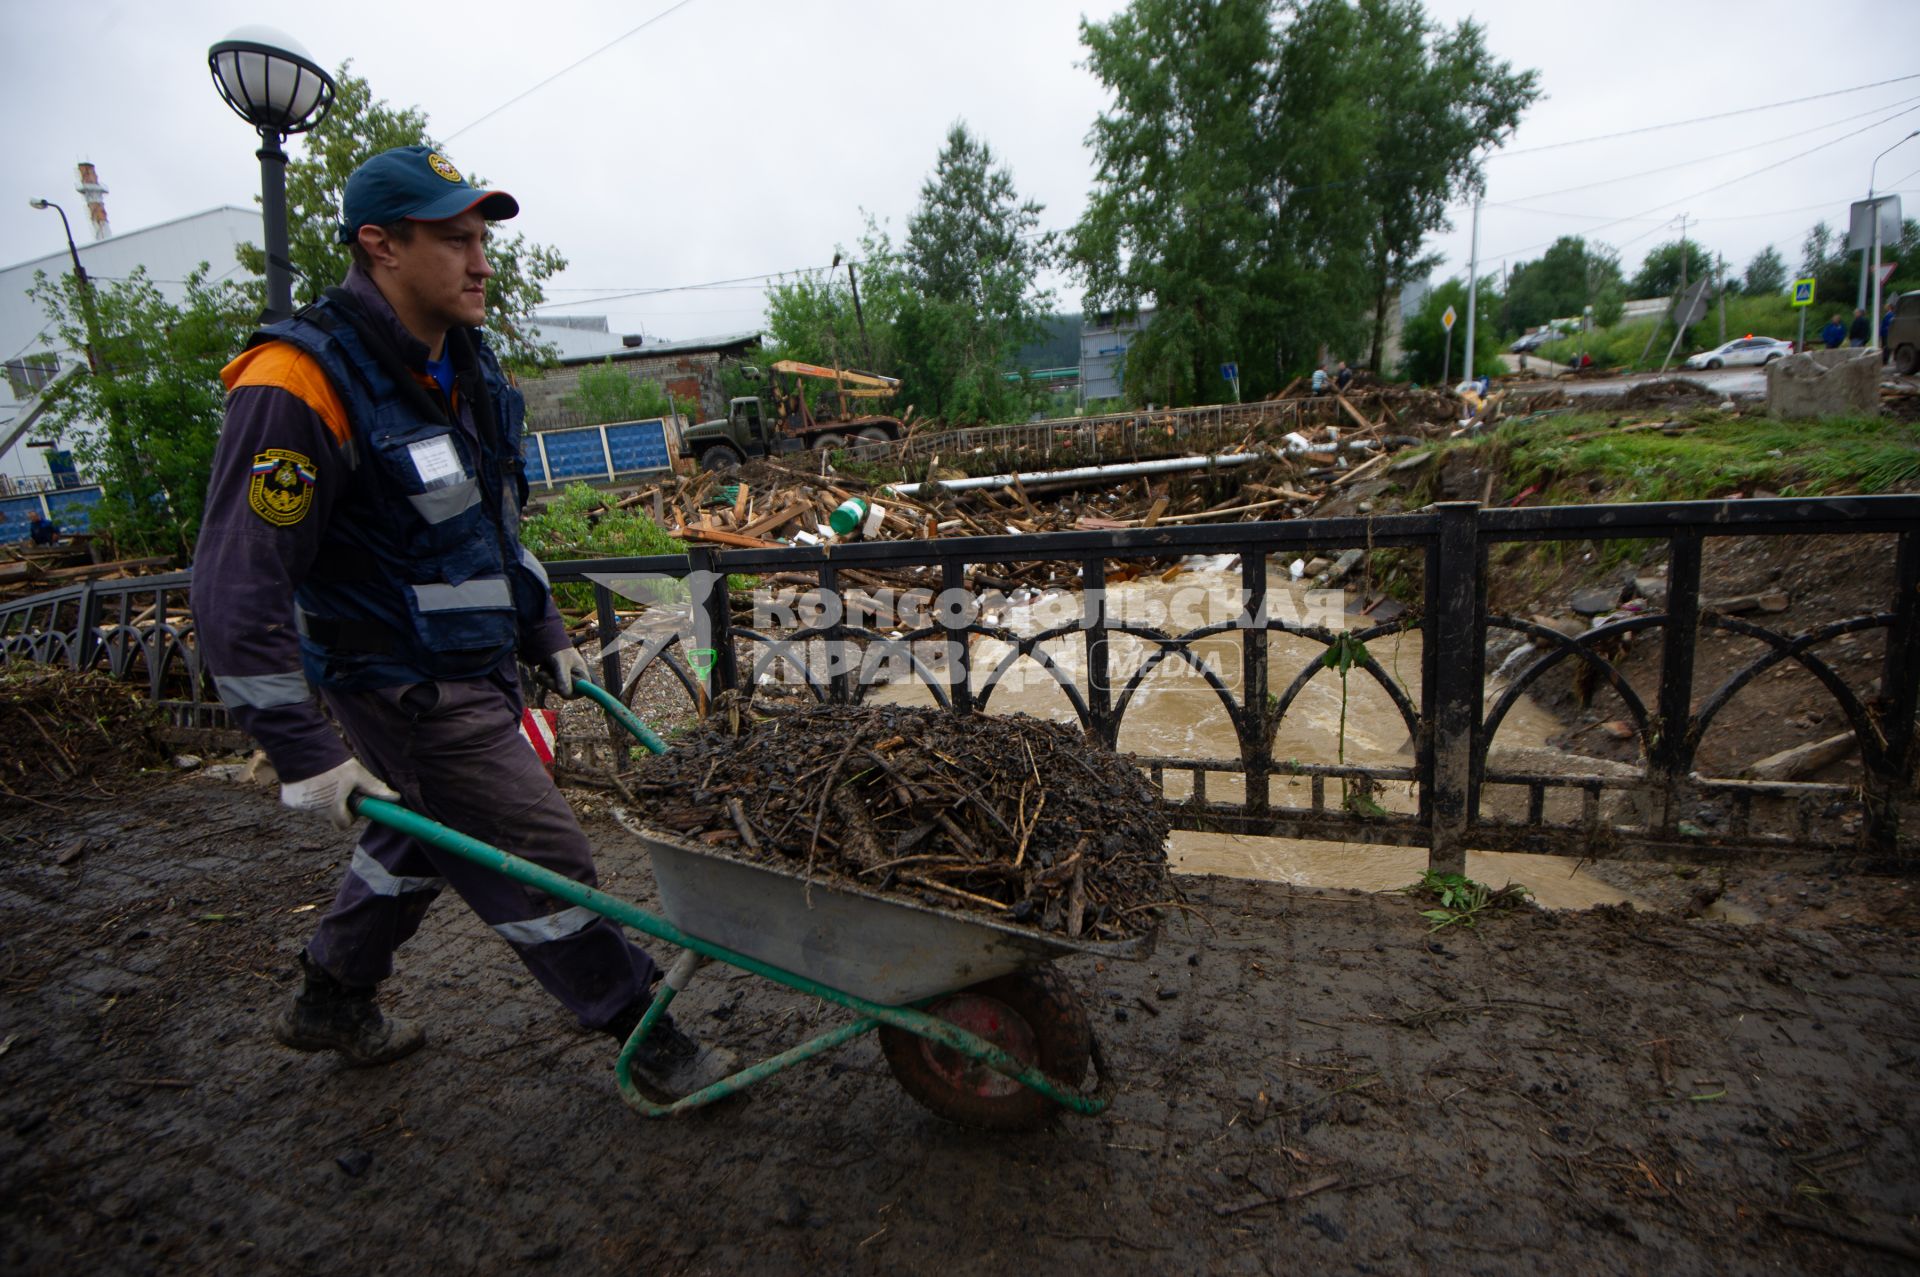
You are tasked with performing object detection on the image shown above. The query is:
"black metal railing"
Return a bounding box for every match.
[5,496,1916,866]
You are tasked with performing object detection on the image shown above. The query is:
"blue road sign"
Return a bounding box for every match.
[1220,362,1238,382]
[1791,278,1815,307]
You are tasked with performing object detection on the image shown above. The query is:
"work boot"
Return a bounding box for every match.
[604,1001,739,1100]
[271,952,425,1068]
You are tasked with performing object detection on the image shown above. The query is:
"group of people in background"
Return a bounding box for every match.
[1820,302,1896,355]
[1310,360,1355,394]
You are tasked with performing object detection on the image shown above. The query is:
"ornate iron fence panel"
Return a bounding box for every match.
[4,496,1916,866]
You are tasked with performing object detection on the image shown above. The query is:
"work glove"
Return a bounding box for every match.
[281,758,399,831]
[544,646,596,700]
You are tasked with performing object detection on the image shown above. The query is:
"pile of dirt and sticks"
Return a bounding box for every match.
[631,702,1174,940]
[0,665,169,806]
[1618,376,1724,411]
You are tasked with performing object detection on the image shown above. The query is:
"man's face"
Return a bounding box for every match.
[368,209,495,334]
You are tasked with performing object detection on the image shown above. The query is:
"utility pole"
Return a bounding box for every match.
[1463,197,1482,384]
[1717,253,1727,345]
[1659,214,1696,371]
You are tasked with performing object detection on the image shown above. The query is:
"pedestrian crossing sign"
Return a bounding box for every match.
[1791,278,1815,307]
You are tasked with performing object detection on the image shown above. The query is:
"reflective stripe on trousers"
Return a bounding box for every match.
[492,904,599,946]
[349,843,444,897]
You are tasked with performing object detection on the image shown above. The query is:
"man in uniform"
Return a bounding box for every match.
[192,145,732,1097]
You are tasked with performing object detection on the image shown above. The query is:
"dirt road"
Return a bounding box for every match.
[3,774,1917,1274]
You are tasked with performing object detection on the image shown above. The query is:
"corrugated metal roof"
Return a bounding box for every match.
[553,330,762,365]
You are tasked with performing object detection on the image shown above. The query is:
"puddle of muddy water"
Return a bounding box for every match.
[866,564,1664,913]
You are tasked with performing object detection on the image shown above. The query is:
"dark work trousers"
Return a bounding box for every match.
[304,667,658,1029]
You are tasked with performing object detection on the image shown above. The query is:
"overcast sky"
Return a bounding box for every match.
[4,0,1916,343]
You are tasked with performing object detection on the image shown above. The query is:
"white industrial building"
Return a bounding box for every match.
[1,203,266,492]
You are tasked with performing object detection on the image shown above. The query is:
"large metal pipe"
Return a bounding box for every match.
[887,452,1266,497]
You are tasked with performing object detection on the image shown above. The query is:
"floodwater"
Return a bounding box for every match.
[871,563,1640,910]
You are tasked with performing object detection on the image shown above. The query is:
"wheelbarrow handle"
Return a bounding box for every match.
[572,677,670,755]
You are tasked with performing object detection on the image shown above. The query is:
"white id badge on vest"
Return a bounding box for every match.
[407,436,465,489]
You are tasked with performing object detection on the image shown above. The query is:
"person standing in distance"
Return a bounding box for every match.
[192,146,733,1097]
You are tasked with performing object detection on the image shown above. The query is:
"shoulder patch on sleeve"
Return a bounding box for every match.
[222,343,352,447]
[247,449,317,526]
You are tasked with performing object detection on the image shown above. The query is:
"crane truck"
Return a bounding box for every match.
[679,360,905,470]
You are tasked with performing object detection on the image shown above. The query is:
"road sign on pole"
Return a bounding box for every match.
[1878,261,1899,286]
[1791,278,1815,307]
[1220,362,1240,403]
[1441,305,1457,331]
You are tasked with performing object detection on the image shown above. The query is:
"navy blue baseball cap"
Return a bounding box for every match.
[337,145,519,244]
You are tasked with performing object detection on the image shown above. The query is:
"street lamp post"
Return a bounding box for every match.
[1866,130,1918,354]
[28,198,101,373]
[207,26,336,323]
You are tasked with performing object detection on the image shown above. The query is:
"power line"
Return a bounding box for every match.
[1475,105,1920,267]
[443,0,702,142]
[1497,94,1920,206]
[1485,73,1920,162]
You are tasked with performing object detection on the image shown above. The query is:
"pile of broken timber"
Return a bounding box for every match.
[603,395,1453,546]
[0,539,176,602]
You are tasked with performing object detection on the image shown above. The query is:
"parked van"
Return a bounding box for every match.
[1888,291,1920,375]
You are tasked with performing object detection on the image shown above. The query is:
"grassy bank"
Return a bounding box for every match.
[1415,411,1920,506]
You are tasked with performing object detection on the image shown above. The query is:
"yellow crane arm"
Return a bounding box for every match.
[769,359,900,391]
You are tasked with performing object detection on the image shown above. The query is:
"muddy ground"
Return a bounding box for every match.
[3,774,1917,1275]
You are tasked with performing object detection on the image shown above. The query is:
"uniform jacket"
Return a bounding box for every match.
[192,268,569,782]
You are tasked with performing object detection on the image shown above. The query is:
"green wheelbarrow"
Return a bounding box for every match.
[350,679,1155,1130]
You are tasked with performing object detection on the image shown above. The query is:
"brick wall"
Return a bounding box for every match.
[521,350,745,430]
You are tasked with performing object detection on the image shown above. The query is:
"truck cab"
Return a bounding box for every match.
[680,395,796,470]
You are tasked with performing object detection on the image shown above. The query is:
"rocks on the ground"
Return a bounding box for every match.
[1571,587,1624,616]
[334,1149,373,1178]
[171,755,202,770]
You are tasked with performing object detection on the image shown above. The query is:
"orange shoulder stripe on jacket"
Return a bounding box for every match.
[221,342,351,446]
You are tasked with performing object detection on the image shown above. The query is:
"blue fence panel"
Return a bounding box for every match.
[44,487,101,533]
[0,495,43,544]
[522,434,548,484]
[540,427,611,482]
[603,419,670,476]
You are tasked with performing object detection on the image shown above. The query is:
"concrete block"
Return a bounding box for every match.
[1767,348,1881,419]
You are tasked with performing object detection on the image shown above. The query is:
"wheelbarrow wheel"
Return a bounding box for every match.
[879,969,1091,1132]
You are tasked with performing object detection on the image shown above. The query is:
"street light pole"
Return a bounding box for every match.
[208,27,336,323]
[1463,197,1481,385]
[28,198,102,373]
[1867,131,1918,354]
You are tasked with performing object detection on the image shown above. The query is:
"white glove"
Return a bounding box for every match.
[281,758,399,830]
[546,646,595,700]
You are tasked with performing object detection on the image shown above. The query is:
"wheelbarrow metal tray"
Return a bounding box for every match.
[635,826,1155,1005]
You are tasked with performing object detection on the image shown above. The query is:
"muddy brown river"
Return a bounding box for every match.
[874,565,1644,910]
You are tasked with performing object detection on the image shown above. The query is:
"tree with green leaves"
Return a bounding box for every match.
[1741,245,1787,297]
[1068,0,1539,404]
[1072,0,1307,405]
[896,122,1053,422]
[232,62,565,372]
[1629,239,1714,299]
[1348,0,1538,370]
[28,266,253,558]
[1502,236,1623,334]
[562,361,697,426]
[1400,278,1502,384]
